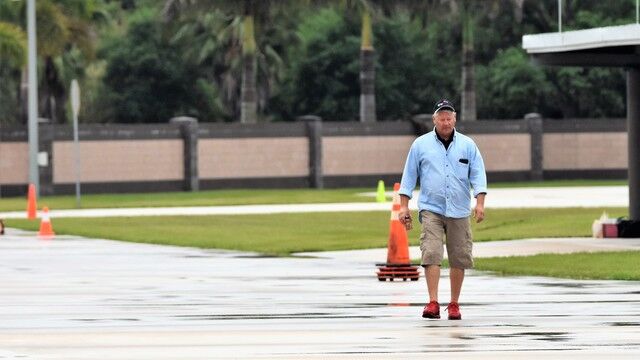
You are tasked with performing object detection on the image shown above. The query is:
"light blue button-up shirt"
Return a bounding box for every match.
[399,129,487,219]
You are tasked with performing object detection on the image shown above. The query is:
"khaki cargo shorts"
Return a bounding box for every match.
[419,210,473,269]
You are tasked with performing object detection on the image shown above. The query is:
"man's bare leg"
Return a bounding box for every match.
[426,265,441,302]
[449,268,465,303]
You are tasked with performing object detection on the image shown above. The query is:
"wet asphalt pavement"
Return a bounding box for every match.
[1,228,639,359]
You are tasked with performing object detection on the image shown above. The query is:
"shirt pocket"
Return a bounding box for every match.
[454,161,469,180]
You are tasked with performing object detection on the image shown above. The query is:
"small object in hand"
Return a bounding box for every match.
[403,215,412,231]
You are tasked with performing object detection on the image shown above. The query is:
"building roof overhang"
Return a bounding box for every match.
[522,23,640,67]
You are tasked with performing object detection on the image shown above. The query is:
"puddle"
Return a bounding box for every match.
[173,313,380,320]
[605,322,640,327]
[476,331,571,342]
[234,254,280,259]
[74,318,140,322]
[533,282,594,289]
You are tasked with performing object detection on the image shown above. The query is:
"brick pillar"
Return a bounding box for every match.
[525,113,543,181]
[298,115,323,189]
[170,117,199,191]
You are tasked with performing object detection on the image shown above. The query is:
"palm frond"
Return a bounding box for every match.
[0,21,27,68]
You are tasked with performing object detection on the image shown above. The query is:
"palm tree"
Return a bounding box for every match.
[449,0,525,121]
[0,21,27,124]
[164,0,281,124]
[240,10,257,123]
[166,0,391,123]
[37,0,100,124]
[350,0,455,122]
[359,5,375,122]
[460,0,476,121]
[1,0,101,124]
[0,21,26,68]
[167,10,234,121]
[1,2,26,123]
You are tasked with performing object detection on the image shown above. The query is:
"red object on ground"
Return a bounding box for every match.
[376,183,420,281]
[38,207,55,240]
[602,223,618,238]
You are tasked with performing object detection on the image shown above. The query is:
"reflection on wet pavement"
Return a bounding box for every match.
[0,230,639,359]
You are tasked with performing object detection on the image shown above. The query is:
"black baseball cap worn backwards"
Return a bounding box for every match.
[434,99,455,113]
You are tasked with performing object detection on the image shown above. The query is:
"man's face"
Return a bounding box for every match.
[432,110,456,137]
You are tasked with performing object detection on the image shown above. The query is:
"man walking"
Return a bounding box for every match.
[398,99,487,320]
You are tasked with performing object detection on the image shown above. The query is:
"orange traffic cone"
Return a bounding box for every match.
[38,207,55,240]
[376,183,420,281]
[27,184,37,220]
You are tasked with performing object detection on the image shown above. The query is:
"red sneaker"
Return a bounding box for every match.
[446,302,461,320]
[422,301,440,319]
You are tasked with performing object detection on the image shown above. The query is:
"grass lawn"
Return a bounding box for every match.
[474,252,640,281]
[5,207,627,256]
[0,179,626,211]
[0,188,372,212]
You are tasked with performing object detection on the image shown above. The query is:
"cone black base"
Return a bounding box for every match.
[376,264,420,281]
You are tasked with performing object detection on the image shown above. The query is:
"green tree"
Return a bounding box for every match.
[0,0,104,124]
[167,4,296,122]
[543,67,625,118]
[0,21,26,124]
[0,21,26,68]
[102,8,195,123]
[477,47,550,119]
[273,8,454,121]
[163,0,289,123]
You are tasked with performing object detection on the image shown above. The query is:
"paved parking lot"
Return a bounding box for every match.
[1,228,639,359]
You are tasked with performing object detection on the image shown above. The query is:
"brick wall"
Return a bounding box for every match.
[53,140,184,183]
[543,133,627,170]
[0,118,628,196]
[198,137,308,179]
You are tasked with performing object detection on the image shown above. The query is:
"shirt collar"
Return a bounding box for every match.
[434,127,456,143]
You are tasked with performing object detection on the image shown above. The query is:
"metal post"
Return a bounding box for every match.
[558,0,562,33]
[27,0,39,196]
[627,68,640,221]
[70,80,81,207]
[637,0,639,24]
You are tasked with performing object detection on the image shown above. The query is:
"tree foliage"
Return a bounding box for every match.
[102,8,195,123]
[0,0,635,123]
[272,8,457,121]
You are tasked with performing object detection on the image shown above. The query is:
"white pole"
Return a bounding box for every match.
[70,80,81,208]
[27,0,39,196]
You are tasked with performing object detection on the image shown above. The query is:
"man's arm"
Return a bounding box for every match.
[398,142,419,230]
[474,193,486,223]
[469,144,487,223]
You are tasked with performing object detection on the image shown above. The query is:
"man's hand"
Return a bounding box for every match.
[474,193,486,223]
[398,206,412,230]
[473,204,485,223]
